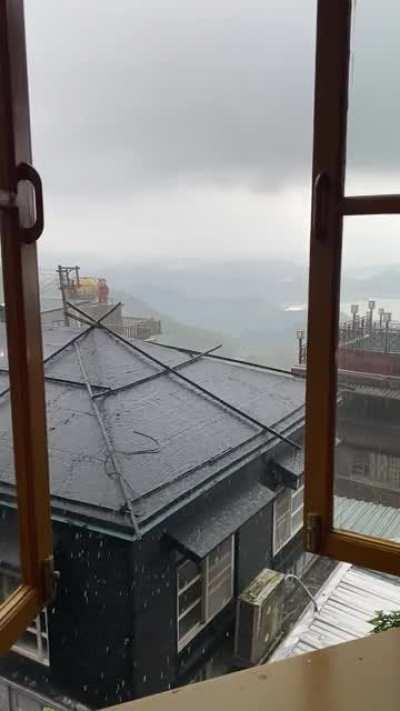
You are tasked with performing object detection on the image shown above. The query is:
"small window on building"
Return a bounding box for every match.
[177,560,202,645]
[177,536,234,651]
[206,537,233,619]
[0,572,49,666]
[273,485,304,555]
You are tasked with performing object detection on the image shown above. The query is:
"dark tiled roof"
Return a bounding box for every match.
[275,447,304,477]
[168,478,275,559]
[0,322,305,531]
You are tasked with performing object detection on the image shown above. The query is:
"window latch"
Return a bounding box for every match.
[41,556,60,605]
[305,513,322,553]
[0,162,44,243]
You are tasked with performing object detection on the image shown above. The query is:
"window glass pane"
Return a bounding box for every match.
[208,576,231,619]
[291,487,304,513]
[178,560,200,590]
[178,579,202,616]
[178,601,202,642]
[275,516,291,553]
[22,0,320,704]
[291,508,303,534]
[275,491,291,520]
[0,570,49,665]
[346,0,400,195]
[334,216,400,538]
[16,608,49,666]
[208,537,232,579]
[208,557,231,585]
[0,255,21,600]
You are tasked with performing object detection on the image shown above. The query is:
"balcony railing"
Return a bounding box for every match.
[297,306,400,365]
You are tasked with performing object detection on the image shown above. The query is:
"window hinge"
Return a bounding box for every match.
[41,556,60,605]
[305,513,322,553]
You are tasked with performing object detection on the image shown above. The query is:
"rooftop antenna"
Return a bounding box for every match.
[57,264,80,326]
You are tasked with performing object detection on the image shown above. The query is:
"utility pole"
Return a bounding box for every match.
[57,265,80,327]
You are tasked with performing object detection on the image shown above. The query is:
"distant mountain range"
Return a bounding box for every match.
[35,259,400,371]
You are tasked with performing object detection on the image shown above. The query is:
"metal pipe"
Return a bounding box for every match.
[285,573,319,612]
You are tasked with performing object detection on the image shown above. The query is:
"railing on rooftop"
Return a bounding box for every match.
[297,305,400,366]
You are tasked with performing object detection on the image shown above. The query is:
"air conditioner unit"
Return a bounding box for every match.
[234,568,285,666]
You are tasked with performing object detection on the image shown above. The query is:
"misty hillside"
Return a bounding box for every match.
[109,259,308,369]
[35,259,400,371]
[114,289,237,354]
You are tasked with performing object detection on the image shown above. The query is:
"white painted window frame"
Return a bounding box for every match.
[0,572,49,666]
[273,484,305,556]
[177,536,234,652]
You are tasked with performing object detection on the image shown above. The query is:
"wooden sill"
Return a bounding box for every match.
[104,628,400,711]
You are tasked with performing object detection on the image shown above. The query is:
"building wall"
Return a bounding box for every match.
[0,515,135,709]
[336,390,400,503]
[130,531,178,700]
[338,347,400,376]
[48,524,134,709]
[0,450,306,708]
[236,506,273,592]
[131,456,277,699]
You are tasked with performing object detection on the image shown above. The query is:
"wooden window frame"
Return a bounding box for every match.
[305,0,400,576]
[0,0,53,652]
[0,570,49,665]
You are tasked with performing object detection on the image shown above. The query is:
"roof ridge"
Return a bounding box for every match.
[73,340,142,538]
[147,340,295,377]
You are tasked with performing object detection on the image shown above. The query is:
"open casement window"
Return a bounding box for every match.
[0,0,53,652]
[305,0,400,575]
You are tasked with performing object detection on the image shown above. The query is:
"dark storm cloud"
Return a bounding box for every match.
[25,0,400,200]
[26,0,316,197]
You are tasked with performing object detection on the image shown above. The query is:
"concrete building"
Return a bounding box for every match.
[0,316,311,709]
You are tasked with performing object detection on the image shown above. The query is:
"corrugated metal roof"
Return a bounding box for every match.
[334,496,400,539]
[271,563,400,661]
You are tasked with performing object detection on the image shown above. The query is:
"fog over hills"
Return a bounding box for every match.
[37,256,400,371]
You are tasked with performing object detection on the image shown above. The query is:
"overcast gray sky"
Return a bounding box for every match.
[24,0,400,266]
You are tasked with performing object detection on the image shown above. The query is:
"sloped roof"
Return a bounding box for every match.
[272,495,400,660]
[0,321,305,532]
[334,495,400,539]
[271,563,400,660]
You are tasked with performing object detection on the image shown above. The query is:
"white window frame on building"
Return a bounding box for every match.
[273,484,304,556]
[0,572,49,666]
[177,536,235,652]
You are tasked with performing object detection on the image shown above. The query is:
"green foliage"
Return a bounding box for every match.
[370,610,400,634]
